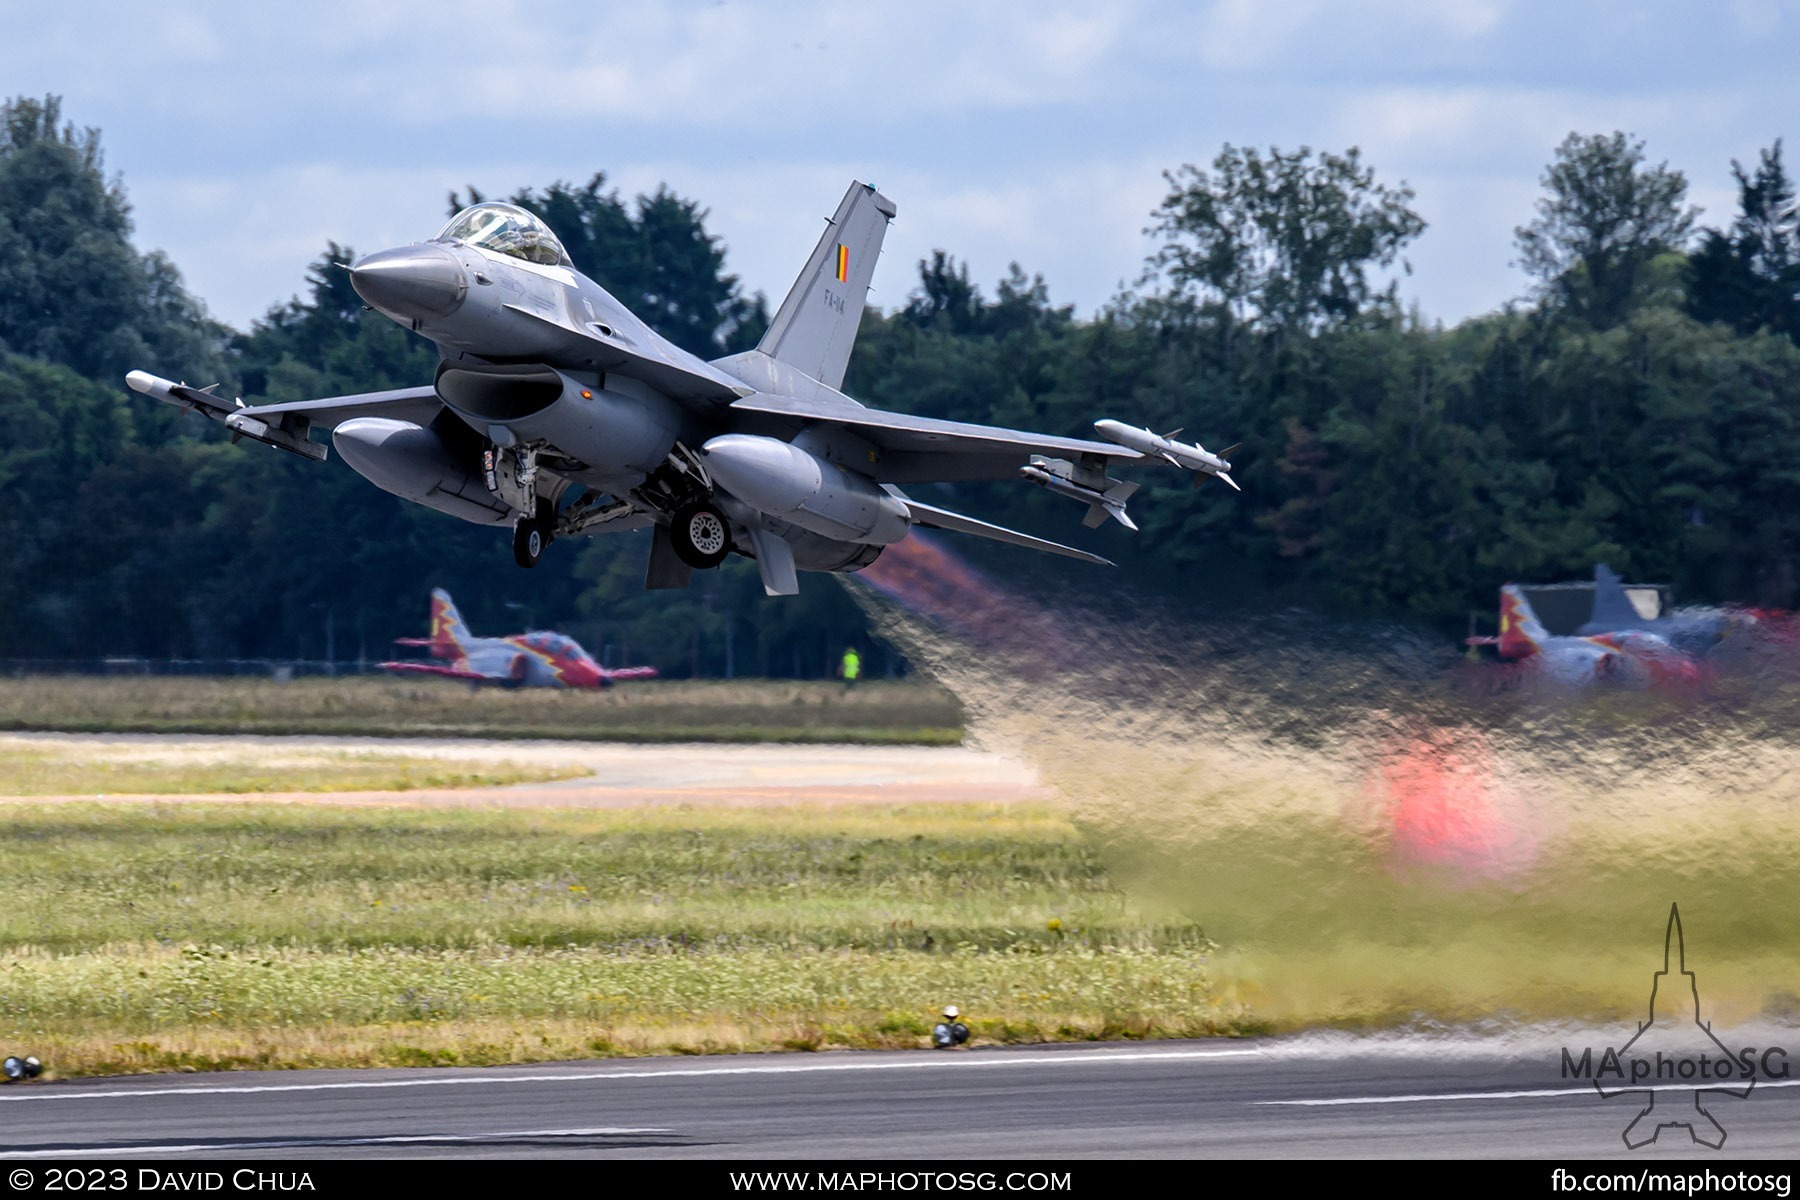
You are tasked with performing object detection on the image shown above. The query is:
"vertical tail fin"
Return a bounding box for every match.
[1587,562,1647,630]
[757,181,896,391]
[1497,584,1550,659]
[429,588,472,657]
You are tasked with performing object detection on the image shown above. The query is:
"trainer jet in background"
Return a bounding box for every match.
[379,589,656,689]
[1470,573,1703,688]
[128,181,1237,596]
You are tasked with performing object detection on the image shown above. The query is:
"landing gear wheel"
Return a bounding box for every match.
[671,502,731,569]
[513,509,553,569]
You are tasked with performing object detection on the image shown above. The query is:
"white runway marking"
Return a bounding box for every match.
[0,1047,1263,1103]
[1259,1079,1800,1106]
[0,1127,672,1158]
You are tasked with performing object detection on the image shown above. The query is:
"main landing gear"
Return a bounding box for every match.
[513,506,555,568]
[670,502,731,569]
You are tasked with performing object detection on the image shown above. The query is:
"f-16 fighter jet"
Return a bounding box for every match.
[128,182,1237,595]
[379,589,655,688]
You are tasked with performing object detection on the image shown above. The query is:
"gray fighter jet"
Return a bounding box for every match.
[128,182,1237,595]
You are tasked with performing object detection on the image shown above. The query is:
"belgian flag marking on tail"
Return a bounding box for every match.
[835,243,849,282]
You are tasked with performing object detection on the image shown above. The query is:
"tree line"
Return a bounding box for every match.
[1,93,1796,669]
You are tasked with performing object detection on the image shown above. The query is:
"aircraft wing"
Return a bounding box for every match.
[377,661,492,683]
[602,666,660,682]
[127,371,441,461]
[230,388,444,430]
[728,392,1154,484]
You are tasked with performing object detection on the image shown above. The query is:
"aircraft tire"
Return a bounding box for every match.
[512,521,543,568]
[513,508,554,569]
[671,502,731,569]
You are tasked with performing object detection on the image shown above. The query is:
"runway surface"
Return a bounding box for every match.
[0,1039,1796,1160]
[0,735,1045,808]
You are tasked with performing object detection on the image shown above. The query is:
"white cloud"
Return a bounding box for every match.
[131,162,486,327]
[1180,0,1512,71]
[1191,0,1325,69]
[7,0,1794,337]
[548,160,1169,319]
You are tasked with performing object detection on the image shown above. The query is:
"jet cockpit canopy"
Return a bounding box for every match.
[524,632,595,663]
[436,202,571,268]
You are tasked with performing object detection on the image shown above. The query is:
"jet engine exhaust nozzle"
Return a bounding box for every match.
[349,244,468,321]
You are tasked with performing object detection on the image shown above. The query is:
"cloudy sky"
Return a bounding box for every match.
[5,1,1795,334]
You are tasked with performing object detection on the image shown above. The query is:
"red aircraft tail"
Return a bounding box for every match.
[394,589,472,659]
[1495,584,1550,660]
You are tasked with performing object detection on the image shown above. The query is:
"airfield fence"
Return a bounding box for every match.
[0,659,377,680]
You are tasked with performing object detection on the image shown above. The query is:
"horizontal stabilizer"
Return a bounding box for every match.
[899,497,1112,566]
[377,662,488,683]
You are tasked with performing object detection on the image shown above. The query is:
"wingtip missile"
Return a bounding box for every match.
[1094,418,1238,487]
[125,369,172,399]
[126,371,242,417]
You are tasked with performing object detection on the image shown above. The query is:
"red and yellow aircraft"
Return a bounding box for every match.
[379,589,656,688]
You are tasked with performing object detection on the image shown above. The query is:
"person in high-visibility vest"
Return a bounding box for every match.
[840,647,862,690]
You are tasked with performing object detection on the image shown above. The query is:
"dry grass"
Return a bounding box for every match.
[0,737,589,795]
[0,677,963,744]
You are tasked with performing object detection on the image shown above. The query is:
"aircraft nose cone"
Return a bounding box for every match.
[349,244,467,321]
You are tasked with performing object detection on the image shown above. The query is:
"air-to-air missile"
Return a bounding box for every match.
[1092,419,1240,491]
[1018,456,1142,530]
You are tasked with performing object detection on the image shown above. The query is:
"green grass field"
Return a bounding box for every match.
[0,677,963,745]
[0,802,1244,1076]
